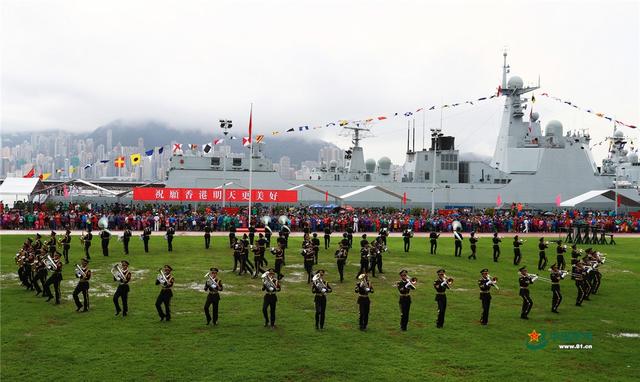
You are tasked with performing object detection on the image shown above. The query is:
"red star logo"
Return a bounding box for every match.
[528,330,541,343]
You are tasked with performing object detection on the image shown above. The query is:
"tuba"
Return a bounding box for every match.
[262,271,277,292]
[157,269,170,286]
[111,264,126,282]
[205,272,219,290]
[44,255,57,271]
[312,273,330,295]
[452,220,462,232]
[261,215,272,226]
[75,264,86,279]
[98,216,109,230]
[278,215,289,226]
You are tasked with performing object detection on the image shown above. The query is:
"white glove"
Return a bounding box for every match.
[268,287,274,292]
[321,288,327,293]
[365,287,370,292]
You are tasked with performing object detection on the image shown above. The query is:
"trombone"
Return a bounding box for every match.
[526,273,551,283]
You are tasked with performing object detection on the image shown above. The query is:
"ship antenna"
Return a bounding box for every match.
[502,48,510,90]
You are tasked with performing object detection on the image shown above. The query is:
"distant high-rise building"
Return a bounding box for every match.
[106,129,113,152]
[319,146,344,168]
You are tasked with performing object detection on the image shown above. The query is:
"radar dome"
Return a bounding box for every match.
[365,158,376,173]
[545,120,563,138]
[329,160,337,169]
[530,112,539,122]
[507,76,524,89]
[377,157,391,175]
[614,129,624,138]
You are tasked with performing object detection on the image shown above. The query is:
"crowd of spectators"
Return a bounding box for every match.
[2,201,639,234]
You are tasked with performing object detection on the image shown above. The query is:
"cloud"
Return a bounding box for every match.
[1,0,638,164]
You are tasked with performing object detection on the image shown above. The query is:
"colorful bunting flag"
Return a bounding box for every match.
[298,126,309,131]
[130,153,141,165]
[39,173,51,180]
[213,138,224,145]
[173,143,182,153]
[158,147,164,154]
[242,137,251,147]
[23,167,35,178]
[114,156,125,168]
[83,164,93,170]
[145,149,154,157]
[203,143,212,154]
[255,135,265,143]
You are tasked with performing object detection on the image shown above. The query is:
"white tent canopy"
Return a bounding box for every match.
[287,184,342,200]
[560,190,640,207]
[339,185,410,201]
[0,177,42,207]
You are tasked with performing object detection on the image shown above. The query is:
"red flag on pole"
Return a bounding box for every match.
[325,191,328,203]
[23,167,35,178]
[402,192,407,205]
[496,194,502,207]
[517,203,523,212]
[63,184,70,198]
[555,194,561,207]
[617,194,622,207]
[248,104,253,145]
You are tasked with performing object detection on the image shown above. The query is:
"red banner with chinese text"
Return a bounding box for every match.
[132,188,297,203]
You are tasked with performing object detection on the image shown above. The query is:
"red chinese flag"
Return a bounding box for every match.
[248,105,253,145]
[517,203,523,212]
[402,192,407,205]
[325,191,328,202]
[617,195,622,207]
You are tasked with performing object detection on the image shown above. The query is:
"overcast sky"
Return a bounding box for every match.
[1,0,638,164]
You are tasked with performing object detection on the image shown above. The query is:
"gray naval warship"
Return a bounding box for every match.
[166,53,640,209]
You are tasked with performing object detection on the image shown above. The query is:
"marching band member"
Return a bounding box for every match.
[556,240,567,270]
[204,223,212,249]
[248,224,256,245]
[537,238,548,270]
[518,266,534,319]
[228,225,236,249]
[478,268,497,325]
[271,244,285,280]
[232,237,242,272]
[492,232,501,262]
[397,270,417,331]
[453,227,463,257]
[155,264,174,321]
[513,235,523,265]
[47,231,57,256]
[355,272,373,330]
[142,225,152,253]
[550,263,564,313]
[433,269,452,328]
[262,268,281,328]
[277,232,287,265]
[311,232,320,265]
[312,269,332,330]
[373,236,385,274]
[358,241,370,278]
[43,253,63,304]
[100,228,111,257]
[359,234,369,249]
[570,244,581,265]
[61,229,71,264]
[253,233,268,278]
[468,232,478,260]
[33,233,43,252]
[378,227,388,246]
[346,227,354,248]
[113,260,131,316]
[122,226,132,255]
[204,267,223,325]
[402,226,412,252]
[302,239,315,284]
[429,230,440,255]
[239,234,254,276]
[73,258,92,312]
[82,228,92,260]
[33,252,48,296]
[166,224,175,252]
[335,243,348,283]
[323,225,331,249]
[573,261,587,306]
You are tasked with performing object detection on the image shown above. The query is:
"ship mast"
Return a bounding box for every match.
[342,122,370,173]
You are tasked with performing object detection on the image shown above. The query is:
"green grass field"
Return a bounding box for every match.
[1,234,638,382]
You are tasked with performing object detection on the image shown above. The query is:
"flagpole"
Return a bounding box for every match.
[248,103,253,228]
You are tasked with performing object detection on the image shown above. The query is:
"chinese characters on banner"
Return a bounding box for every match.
[132,188,298,203]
